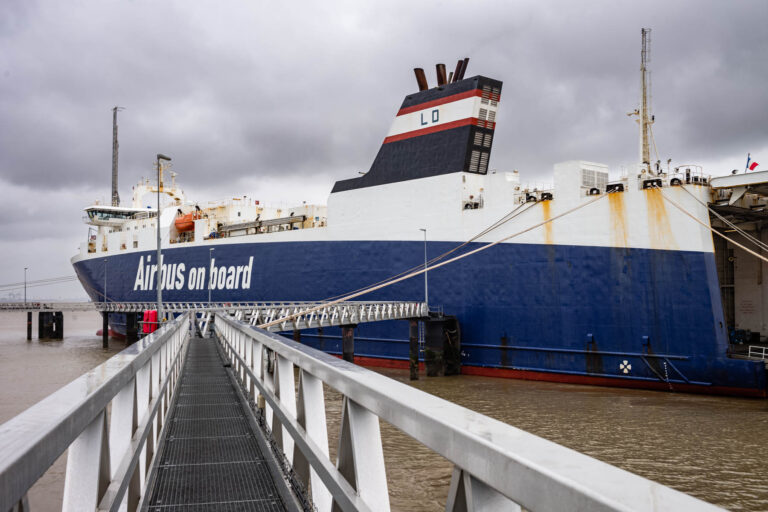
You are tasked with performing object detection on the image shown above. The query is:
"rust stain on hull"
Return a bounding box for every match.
[542,200,553,244]
[608,193,628,248]
[645,188,678,250]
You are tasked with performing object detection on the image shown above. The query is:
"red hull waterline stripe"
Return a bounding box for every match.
[351,356,767,398]
[383,118,496,145]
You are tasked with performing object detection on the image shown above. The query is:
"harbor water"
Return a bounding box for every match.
[1,311,767,511]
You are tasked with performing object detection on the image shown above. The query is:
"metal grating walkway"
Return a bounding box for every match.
[144,335,288,511]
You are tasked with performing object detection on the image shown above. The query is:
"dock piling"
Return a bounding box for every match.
[26,312,32,340]
[126,313,138,344]
[425,316,461,377]
[342,325,355,363]
[38,311,63,340]
[409,320,419,380]
[102,313,108,348]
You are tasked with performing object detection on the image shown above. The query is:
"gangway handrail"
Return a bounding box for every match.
[748,345,768,360]
[214,313,723,512]
[0,314,190,512]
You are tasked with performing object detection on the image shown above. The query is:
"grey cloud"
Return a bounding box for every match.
[1,0,767,297]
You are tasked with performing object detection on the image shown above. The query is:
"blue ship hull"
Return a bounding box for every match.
[73,240,767,397]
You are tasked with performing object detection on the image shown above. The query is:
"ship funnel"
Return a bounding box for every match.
[436,63,447,86]
[414,68,428,91]
[332,61,502,194]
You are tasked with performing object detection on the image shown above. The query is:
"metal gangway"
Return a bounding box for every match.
[1,300,426,334]
[0,312,723,511]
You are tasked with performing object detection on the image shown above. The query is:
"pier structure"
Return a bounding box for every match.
[0,312,725,511]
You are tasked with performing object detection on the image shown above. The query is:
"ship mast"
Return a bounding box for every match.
[638,28,653,172]
[111,106,124,206]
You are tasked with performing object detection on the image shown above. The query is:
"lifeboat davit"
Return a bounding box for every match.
[175,212,198,232]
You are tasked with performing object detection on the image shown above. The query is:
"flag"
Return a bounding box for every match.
[749,161,759,171]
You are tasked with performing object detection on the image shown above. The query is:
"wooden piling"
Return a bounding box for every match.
[26,312,32,340]
[293,329,301,343]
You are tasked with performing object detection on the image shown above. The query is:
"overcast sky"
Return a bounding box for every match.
[1,0,767,299]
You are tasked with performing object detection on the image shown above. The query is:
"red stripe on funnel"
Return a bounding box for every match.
[383,118,484,144]
[397,89,484,116]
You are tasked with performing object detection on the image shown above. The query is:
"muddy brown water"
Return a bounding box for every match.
[1,311,766,510]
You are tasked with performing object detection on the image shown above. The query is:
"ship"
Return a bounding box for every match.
[72,34,768,397]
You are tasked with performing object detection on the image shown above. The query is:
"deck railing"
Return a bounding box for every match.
[214,313,724,512]
[0,314,190,511]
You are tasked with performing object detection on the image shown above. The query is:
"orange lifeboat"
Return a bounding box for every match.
[175,212,200,232]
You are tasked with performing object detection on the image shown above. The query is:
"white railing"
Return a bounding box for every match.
[214,314,723,512]
[243,301,426,331]
[0,301,428,324]
[0,314,190,512]
[748,345,768,360]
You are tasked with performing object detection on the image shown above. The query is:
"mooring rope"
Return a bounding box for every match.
[318,200,539,303]
[653,185,768,265]
[258,191,612,330]
[677,184,768,253]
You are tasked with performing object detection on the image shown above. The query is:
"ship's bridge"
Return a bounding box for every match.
[83,204,156,227]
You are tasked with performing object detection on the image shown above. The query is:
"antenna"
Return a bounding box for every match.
[111,106,125,206]
[639,28,653,171]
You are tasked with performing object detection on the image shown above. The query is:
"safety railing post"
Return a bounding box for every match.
[108,376,140,511]
[446,466,522,512]
[334,397,389,512]
[274,354,297,464]
[136,360,153,488]
[296,369,332,512]
[62,411,110,512]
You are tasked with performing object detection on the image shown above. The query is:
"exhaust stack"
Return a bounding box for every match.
[457,58,469,80]
[452,59,464,82]
[436,63,447,86]
[414,68,429,91]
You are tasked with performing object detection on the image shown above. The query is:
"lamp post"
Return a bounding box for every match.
[156,153,171,325]
[419,228,428,313]
[208,248,215,305]
[24,267,28,305]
